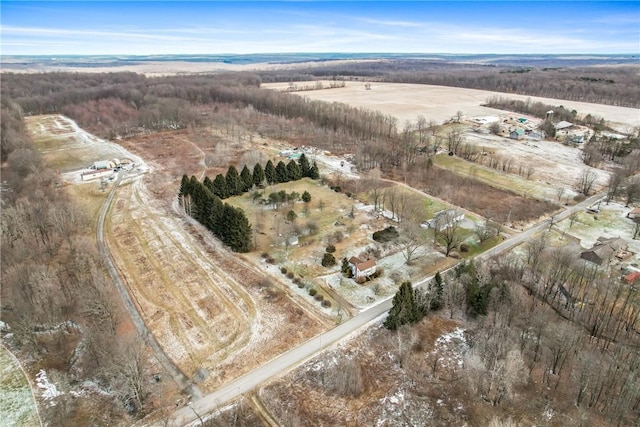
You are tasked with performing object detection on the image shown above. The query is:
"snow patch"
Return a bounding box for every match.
[36,369,62,406]
[433,327,468,370]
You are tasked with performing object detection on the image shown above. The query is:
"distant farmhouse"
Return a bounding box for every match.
[580,237,628,265]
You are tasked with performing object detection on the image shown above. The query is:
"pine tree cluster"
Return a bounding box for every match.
[179,175,252,252]
[384,281,420,330]
[203,153,319,201]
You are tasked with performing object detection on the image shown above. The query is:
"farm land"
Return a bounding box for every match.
[18,76,640,426]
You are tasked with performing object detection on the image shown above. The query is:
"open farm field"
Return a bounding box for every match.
[262,81,640,132]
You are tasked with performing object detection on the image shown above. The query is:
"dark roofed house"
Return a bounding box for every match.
[580,237,627,265]
[348,256,377,279]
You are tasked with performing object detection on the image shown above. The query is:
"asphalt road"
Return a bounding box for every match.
[164,192,605,426]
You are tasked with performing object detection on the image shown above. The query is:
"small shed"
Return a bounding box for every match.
[510,129,525,140]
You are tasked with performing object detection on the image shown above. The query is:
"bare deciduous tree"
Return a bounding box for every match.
[576,169,598,196]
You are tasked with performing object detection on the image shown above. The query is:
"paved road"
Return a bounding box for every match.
[96,173,201,399]
[164,192,606,426]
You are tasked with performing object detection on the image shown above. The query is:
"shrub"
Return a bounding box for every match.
[297,282,305,289]
[460,243,470,253]
[314,294,324,301]
[372,226,399,243]
[287,271,294,279]
[322,300,332,308]
[371,268,383,278]
[292,277,301,285]
[261,252,269,258]
[280,267,288,274]
[267,257,276,264]
[322,253,336,267]
[326,245,336,253]
[309,288,317,296]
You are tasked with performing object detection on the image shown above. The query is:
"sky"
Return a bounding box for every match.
[1,1,639,55]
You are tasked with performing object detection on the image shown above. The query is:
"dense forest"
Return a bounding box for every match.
[1,99,162,424]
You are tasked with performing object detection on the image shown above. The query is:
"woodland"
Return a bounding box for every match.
[1,60,640,426]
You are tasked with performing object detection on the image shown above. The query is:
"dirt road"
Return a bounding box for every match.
[96,172,201,399]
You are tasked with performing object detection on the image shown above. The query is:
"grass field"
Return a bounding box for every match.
[0,346,40,427]
[433,153,558,201]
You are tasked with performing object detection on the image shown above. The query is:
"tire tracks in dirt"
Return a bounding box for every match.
[97,173,201,399]
[112,179,256,372]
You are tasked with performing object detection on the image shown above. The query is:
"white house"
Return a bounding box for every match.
[348,256,377,279]
[426,209,465,231]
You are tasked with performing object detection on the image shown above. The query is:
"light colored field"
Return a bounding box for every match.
[262,81,640,132]
[0,346,40,427]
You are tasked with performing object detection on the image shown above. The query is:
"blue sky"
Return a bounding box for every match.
[1,1,639,55]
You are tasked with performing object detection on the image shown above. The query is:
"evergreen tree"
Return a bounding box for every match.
[179,175,191,197]
[212,174,229,199]
[430,271,444,311]
[275,161,289,183]
[220,204,252,252]
[302,191,312,203]
[226,165,242,196]
[298,153,311,177]
[203,176,214,194]
[321,252,336,267]
[341,257,352,277]
[308,161,320,179]
[384,281,420,330]
[189,175,199,194]
[252,163,265,187]
[265,160,276,185]
[287,159,302,181]
[240,165,253,193]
